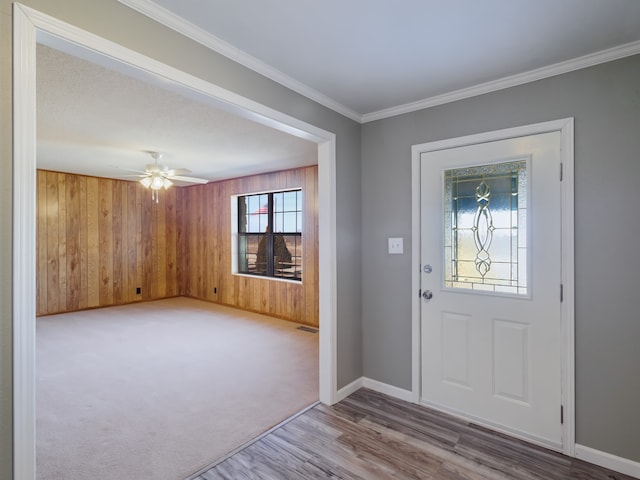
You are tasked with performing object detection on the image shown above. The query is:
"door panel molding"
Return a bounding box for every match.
[411,118,574,455]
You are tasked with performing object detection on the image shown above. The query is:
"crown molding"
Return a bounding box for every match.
[117,0,363,123]
[119,0,640,125]
[362,39,640,123]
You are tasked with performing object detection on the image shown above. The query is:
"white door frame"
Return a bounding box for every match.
[411,118,575,456]
[13,4,338,479]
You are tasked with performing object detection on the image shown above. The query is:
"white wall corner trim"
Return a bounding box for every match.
[575,445,640,479]
[13,4,37,479]
[116,0,362,123]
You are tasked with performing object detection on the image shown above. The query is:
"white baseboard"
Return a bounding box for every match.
[362,377,414,402]
[335,377,363,402]
[575,444,640,479]
[335,376,415,404]
[337,380,639,480]
[336,380,640,480]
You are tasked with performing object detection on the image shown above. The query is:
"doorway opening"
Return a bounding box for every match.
[13,4,338,479]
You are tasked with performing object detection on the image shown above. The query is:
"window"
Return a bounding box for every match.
[237,190,302,281]
[444,159,528,295]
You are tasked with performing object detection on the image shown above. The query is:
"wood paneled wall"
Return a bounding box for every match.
[36,170,179,315]
[36,166,318,326]
[179,166,319,326]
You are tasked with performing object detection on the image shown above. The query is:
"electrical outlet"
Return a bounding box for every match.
[388,237,403,255]
[136,287,141,294]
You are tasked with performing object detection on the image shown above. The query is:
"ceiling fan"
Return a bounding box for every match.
[119,152,208,202]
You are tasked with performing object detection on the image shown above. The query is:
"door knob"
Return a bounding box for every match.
[422,290,433,301]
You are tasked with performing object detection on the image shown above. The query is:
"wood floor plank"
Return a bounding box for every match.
[273,420,397,479]
[195,388,636,480]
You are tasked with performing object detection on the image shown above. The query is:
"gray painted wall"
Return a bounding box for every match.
[361,54,640,461]
[0,1,362,477]
[2,1,639,477]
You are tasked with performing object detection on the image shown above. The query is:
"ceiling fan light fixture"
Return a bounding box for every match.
[163,178,173,190]
[140,176,152,188]
[150,174,165,190]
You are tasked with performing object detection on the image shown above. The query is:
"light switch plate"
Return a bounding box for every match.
[388,237,403,254]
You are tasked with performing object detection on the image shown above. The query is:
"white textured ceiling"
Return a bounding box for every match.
[125,0,640,120]
[39,1,640,180]
[37,45,317,184]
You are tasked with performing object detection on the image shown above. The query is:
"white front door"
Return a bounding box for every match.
[420,132,563,448]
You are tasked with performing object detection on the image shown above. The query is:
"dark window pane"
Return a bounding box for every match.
[274,234,302,280]
[239,233,267,275]
[238,197,248,232]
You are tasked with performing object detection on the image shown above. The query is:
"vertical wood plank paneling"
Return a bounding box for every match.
[78,176,88,310]
[119,182,129,303]
[65,174,81,311]
[150,194,158,299]
[176,187,186,296]
[112,179,123,304]
[218,184,229,302]
[180,166,319,326]
[165,187,177,297]
[205,181,214,301]
[135,184,143,299]
[157,189,167,298]
[46,171,60,313]
[213,184,225,302]
[57,173,67,311]
[141,188,153,301]
[194,186,204,299]
[36,171,48,315]
[86,176,100,308]
[35,166,317,323]
[98,178,114,306]
[196,185,205,299]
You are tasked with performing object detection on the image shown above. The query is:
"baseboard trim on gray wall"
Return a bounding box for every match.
[361,377,414,402]
[575,444,640,479]
[335,377,363,402]
[336,377,640,480]
[336,376,413,404]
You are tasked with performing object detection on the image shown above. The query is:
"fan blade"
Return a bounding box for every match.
[111,165,149,174]
[165,168,191,177]
[168,175,208,184]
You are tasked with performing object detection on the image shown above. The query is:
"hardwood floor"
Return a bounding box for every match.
[193,388,633,480]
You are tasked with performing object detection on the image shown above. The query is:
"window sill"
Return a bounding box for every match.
[232,273,303,285]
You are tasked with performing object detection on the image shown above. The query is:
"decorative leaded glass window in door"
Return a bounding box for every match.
[443,159,528,295]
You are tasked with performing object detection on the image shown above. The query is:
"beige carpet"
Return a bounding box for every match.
[36,297,319,480]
